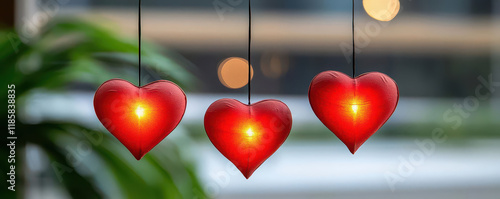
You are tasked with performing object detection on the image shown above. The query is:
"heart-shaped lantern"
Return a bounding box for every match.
[309,71,399,154]
[94,79,186,160]
[204,99,292,178]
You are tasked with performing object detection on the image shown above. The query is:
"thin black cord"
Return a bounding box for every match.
[248,0,252,105]
[352,0,356,78]
[138,0,142,86]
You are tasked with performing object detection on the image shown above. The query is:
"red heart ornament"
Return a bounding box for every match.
[204,99,292,178]
[94,79,186,160]
[309,71,399,154]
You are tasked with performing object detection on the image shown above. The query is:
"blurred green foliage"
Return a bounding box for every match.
[0,18,205,199]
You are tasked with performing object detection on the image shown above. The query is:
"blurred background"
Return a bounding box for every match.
[1,0,500,198]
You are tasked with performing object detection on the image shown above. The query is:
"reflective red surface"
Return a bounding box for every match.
[94,79,186,160]
[309,71,399,154]
[204,99,292,178]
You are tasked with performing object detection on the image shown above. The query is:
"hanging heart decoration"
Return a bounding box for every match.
[94,79,186,160]
[204,99,292,178]
[309,71,399,154]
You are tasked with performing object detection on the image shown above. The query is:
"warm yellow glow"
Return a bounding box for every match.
[217,57,254,89]
[349,99,362,115]
[246,128,255,137]
[242,126,260,144]
[244,127,257,143]
[352,104,359,114]
[363,0,400,21]
[135,105,145,119]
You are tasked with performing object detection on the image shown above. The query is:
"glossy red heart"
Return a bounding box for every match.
[94,79,186,160]
[204,99,292,178]
[309,71,399,154]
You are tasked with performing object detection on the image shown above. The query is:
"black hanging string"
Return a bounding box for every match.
[138,0,142,86]
[352,0,356,78]
[247,0,252,105]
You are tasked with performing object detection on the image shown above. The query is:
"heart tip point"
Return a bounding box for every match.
[243,174,251,179]
[133,154,145,161]
[348,147,358,155]
[241,171,253,179]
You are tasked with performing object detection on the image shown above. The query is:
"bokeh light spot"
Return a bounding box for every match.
[260,53,289,79]
[218,57,254,89]
[363,0,400,22]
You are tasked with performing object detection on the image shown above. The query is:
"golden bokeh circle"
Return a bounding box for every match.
[218,57,254,89]
[363,0,400,22]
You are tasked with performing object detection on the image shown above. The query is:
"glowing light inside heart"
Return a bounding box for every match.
[346,98,369,118]
[204,99,293,178]
[240,123,261,144]
[308,71,399,154]
[246,128,254,137]
[351,104,359,114]
[94,79,187,160]
[135,105,145,118]
[350,99,362,115]
[131,101,151,120]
